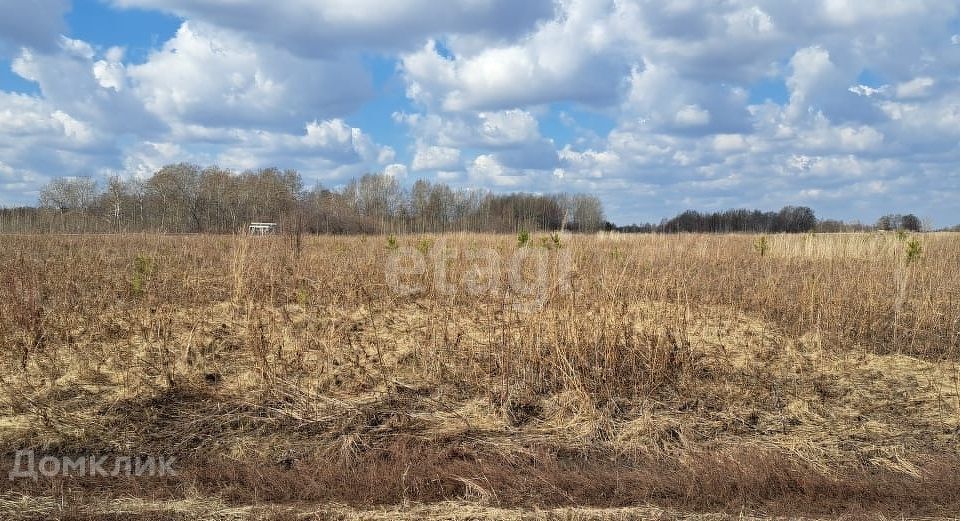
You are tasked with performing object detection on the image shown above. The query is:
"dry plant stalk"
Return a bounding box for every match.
[0,231,958,519]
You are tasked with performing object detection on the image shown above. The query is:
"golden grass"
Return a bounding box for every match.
[0,232,958,519]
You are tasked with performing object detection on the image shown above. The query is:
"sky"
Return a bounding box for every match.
[1,1,959,226]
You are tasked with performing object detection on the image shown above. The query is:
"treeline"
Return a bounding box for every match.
[609,206,819,234]
[1,165,935,235]
[611,207,925,234]
[0,164,605,234]
[875,214,922,232]
[658,206,817,233]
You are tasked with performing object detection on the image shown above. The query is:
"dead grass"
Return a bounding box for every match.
[0,232,959,519]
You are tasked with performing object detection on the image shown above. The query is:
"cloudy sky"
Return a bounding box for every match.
[1,1,959,225]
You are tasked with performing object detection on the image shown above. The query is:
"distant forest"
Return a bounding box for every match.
[614,208,924,234]
[0,164,605,234]
[0,164,929,235]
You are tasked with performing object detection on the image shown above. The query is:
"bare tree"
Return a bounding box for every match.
[39,176,97,232]
[30,165,610,235]
[39,177,97,213]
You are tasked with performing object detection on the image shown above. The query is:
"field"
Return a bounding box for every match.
[0,232,959,520]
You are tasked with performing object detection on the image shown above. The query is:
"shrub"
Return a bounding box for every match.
[416,238,433,256]
[906,238,923,264]
[754,236,769,257]
[132,254,153,297]
[517,230,530,248]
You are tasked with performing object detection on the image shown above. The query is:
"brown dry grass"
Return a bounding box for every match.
[0,232,959,520]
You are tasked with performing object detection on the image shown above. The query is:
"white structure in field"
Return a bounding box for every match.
[248,222,278,235]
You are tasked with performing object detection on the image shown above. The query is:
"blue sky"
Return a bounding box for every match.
[1,1,959,226]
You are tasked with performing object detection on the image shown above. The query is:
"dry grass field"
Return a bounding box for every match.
[0,231,959,520]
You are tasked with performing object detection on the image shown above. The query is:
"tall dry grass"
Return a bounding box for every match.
[0,231,958,518]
